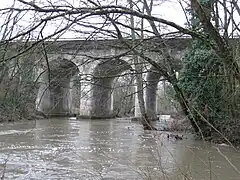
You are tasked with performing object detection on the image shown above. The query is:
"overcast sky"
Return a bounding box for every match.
[0,0,189,40]
[1,0,239,40]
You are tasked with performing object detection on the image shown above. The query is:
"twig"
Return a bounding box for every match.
[215,147,240,175]
[1,158,8,180]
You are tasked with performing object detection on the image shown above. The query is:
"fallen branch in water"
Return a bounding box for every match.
[215,147,240,175]
[1,158,8,180]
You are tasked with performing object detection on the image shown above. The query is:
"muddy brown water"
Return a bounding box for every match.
[0,118,240,180]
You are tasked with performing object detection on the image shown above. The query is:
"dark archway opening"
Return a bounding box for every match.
[90,59,132,119]
[37,58,79,117]
[146,66,182,121]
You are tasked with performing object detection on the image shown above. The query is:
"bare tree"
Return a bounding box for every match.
[0,0,239,135]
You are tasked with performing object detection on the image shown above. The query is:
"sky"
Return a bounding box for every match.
[1,0,239,40]
[0,0,189,40]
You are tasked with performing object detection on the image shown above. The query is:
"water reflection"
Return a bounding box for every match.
[0,118,240,180]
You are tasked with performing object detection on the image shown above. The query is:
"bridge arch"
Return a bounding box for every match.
[90,58,132,118]
[36,58,80,116]
[146,64,182,120]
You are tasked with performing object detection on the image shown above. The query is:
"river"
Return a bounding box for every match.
[0,118,240,180]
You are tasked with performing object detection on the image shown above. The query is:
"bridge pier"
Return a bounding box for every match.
[145,67,161,121]
[134,84,142,117]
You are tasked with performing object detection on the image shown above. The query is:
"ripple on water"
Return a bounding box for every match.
[0,118,240,180]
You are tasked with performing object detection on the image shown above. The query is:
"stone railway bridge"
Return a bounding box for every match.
[34,38,191,119]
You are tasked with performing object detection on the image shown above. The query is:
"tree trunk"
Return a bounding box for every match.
[170,78,199,133]
[129,0,154,130]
